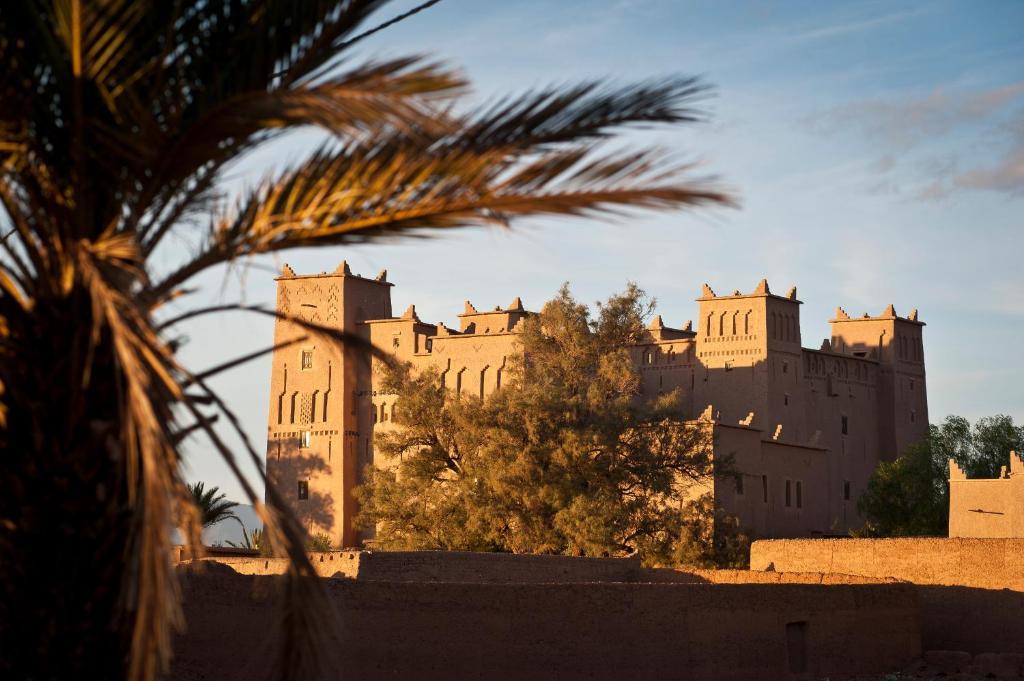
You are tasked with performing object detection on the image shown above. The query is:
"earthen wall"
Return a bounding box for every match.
[171,564,920,681]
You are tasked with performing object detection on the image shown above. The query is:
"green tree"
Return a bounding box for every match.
[187,482,240,528]
[356,284,746,567]
[0,3,730,677]
[857,414,1024,536]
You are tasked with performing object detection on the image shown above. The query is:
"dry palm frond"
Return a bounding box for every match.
[0,2,734,680]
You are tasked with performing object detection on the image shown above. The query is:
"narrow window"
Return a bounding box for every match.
[299,431,311,449]
[380,403,387,422]
[736,475,744,495]
[297,481,309,501]
[841,415,848,435]
[796,481,803,509]
[843,481,851,501]
[391,404,397,421]
[785,480,792,507]
[910,409,916,423]
[909,379,915,391]
[782,361,788,374]
[372,406,377,424]
[301,350,313,370]
[784,394,790,406]
[762,475,769,503]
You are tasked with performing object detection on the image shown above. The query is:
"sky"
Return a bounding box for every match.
[170,0,1024,503]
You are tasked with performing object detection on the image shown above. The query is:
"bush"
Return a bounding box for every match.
[305,532,333,552]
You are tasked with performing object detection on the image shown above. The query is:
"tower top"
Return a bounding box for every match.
[274,260,393,285]
[697,278,802,303]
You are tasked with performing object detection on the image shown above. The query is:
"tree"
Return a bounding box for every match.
[857,414,1024,536]
[355,284,746,567]
[0,2,730,678]
[187,481,240,528]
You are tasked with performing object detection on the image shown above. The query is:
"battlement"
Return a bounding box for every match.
[698,278,800,303]
[831,304,923,325]
[276,260,393,287]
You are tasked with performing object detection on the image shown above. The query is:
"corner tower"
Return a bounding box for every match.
[829,305,927,459]
[265,261,392,547]
[695,279,802,438]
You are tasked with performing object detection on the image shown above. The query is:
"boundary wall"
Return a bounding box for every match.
[196,550,643,582]
[750,538,1024,653]
[171,562,919,681]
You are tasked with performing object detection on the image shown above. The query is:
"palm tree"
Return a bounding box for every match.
[0,2,732,680]
[187,481,240,528]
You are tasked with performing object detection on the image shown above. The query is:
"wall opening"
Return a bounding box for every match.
[762,475,768,503]
[785,621,808,674]
[297,480,309,501]
[785,480,792,507]
[796,481,803,509]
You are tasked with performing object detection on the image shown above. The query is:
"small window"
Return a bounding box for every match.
[841,415,848,435]
[910,409,916,423]
[843,481,851,501]
[391,404,397,421]
[380,403,387,422]
[645,351,654,365]
[299,431,311,448]
[372,407,377,424]
[762,475,769,503]
[736,475,744,496]
[784,394,790,406]
[301,350,313,370]
[425,339,433,352]
[909,379,915,391]
[785,480,792,507]
[782,361,789,374]
[392,336,400,348]
[297,481,308,500]
[796,481,803,509]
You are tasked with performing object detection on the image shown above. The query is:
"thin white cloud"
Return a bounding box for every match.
[787,6,929,44]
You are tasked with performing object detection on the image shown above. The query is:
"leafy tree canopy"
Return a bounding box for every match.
[355,284,748,567]
[857,414,1024,537]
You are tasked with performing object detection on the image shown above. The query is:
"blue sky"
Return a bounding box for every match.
[172,0,1024,502]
